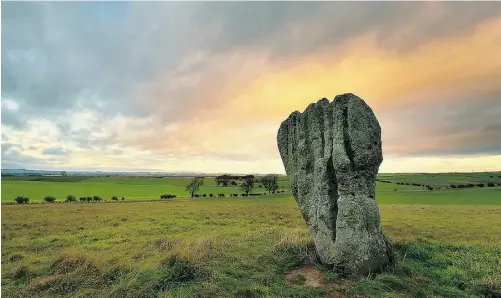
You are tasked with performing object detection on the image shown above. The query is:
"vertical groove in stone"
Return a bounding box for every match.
[326,155,338,241]
[342,107,355,168]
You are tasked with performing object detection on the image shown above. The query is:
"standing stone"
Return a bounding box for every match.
[277,93,393,276]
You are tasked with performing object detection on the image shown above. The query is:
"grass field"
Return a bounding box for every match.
[1,173,501,297]
[1,176,292,202]
[378,172,501,187]
[0,175,430,203]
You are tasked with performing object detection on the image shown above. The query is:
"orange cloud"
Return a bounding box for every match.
[138,16,501,173]
[224,15,501,119]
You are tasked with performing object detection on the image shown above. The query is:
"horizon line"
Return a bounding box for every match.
[2,168,500,176]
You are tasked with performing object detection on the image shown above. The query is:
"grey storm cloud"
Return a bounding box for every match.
[1,144,65,169]
[378,90,501,157]
[3,2,501,122]
[2,154,66,170]
[2,143,19,155]
[41,146,71,156]
[1,1,501,169]
[1,104,24,129]
[200,2,501,56]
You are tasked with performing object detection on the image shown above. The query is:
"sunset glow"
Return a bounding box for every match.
[2,2,501,173]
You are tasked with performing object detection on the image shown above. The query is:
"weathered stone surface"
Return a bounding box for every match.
[277,93,393,276]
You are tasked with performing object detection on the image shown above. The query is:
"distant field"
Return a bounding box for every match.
[1,175,425,203]
[378,172,501,187]
[1,176,292,202]
[378,187,501,205]
[2,172,500,203]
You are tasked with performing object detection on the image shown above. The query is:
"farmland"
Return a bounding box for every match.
[1,172,501,297]
[1,176,291,203]
[3,172,501,204]
[378,172,501,187]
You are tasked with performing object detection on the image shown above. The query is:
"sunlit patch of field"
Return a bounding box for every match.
[378,172,501,187]
[1,175,430,203]
[1,176,292,202]
[2,196,501,297]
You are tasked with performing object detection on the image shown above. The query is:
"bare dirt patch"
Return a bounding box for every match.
[324,292,348,298]
[285,266,349,298]
[285,266,324,288]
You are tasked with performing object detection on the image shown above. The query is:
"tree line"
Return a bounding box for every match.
[14,195,126,204]
[185,174,280,198]
[12,174,285,204]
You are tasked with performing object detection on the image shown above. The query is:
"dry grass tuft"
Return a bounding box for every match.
[50,255,87,274]
[154,237,182,252]
[28,274,65,292]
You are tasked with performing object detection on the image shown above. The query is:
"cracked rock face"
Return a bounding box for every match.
[277,93,393,276]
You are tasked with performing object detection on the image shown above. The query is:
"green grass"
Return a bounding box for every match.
[377,187,501,205]
[2,172,501,297]
[2,176,499,205]
[378,172,501,187]
[1,176,292,202]
[1,175,428,203]
[2,196,500,297]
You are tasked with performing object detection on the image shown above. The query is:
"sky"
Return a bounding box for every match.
[1,2,501,174]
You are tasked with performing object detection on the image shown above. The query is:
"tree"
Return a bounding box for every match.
[111,196,119,201]
[262,174,279,194]
[215,175,231,187]
[79,197,87,202]
[186,177,204,198]
[160,194,176,199]
[66,195,76,202]
[15,196,29,204]
[241,176,255,196]
[44,196,56,203]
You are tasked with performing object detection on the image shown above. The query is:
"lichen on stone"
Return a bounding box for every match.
[277,93,394,277]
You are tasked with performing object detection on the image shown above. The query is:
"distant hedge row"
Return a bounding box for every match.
[393,182,500,189]
[13,195,126,204]
[11,189,290,204]
[160,194,177,199]
[191,190,286,198]
[376,180,393,183]
[450,183,498,189]
[395,182,433,187]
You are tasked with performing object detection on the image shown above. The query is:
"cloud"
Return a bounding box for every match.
[380,90,501,157]
[4,2,500,123]
[1,144,66,169]
[41,146,70,156]
[1,97,25,128]
[2,143,19,155]
[199,2,501,56]
[1,2,501,173]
